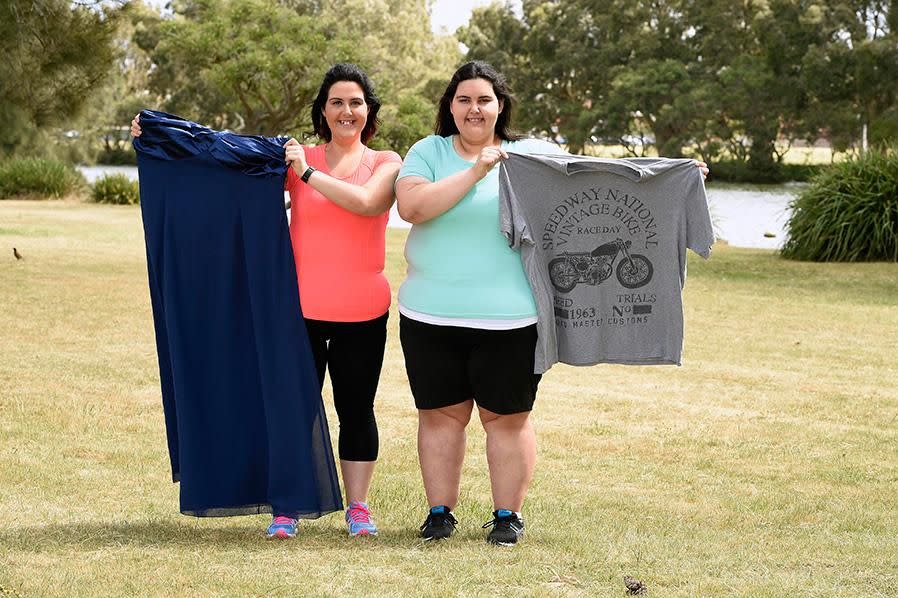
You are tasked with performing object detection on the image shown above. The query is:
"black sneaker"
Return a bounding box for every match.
[482,509,525,545]
[420,505,457,540]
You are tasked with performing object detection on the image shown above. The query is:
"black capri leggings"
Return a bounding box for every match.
[304,312,387,462]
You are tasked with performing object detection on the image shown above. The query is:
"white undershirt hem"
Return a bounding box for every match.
[398,305,537,330]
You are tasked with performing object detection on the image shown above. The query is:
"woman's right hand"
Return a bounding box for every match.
[283,138,309,176]
[130,114,141,138]
[472,145,508,179]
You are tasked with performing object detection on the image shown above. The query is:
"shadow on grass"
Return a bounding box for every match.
[0,520,495,552]
[1,520,333,552]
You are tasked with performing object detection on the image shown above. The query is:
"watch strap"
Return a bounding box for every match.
[301,166,317,183]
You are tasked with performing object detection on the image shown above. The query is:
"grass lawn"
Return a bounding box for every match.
[1,199,896,597]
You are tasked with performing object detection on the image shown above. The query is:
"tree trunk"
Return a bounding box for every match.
[747,124,780,182]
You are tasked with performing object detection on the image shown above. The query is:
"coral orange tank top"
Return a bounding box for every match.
[287,144,401,322]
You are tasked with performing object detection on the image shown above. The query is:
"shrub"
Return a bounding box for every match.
[97,146,137,166]
[710,160,825,184]
[781,148,898,262]
[780,163,826,183]
[91,173,140,205]
[0,158,86,199]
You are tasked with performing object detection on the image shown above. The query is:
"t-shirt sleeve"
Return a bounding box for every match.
[398,137,436,182]
[685,170,715,258]
[498,160,532,250]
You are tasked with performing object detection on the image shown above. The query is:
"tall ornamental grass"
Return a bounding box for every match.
[0,157,85,199]
[91,173,140,205]
[782,148,898,262]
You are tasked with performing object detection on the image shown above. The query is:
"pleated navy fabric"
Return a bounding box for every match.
[134,110,343,518]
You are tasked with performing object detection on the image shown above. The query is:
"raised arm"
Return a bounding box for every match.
[285,139,399,217]
[396,145,506,224]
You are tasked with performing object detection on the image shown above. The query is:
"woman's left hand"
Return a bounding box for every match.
[284,138,308,175]
[695,160,709,178]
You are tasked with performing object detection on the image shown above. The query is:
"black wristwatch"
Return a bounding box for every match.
[300,166,317,183]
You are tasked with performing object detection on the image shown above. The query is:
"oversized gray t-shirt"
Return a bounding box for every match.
[498,153,714,373]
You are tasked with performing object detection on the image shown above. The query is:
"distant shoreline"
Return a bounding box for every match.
[77,165,794,249]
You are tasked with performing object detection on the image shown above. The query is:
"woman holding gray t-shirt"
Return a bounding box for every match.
[396,60,708,546]
[395,61,564,546]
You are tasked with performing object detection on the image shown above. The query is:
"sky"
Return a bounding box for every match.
[143,0,521,35]
[430,0,521,34]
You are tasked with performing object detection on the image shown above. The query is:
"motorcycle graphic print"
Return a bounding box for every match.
[548,238,653,293]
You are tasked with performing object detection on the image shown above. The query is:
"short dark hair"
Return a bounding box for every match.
[435,61,522,141]
[311,63,381,144]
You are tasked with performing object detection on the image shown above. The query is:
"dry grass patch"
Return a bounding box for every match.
[1,200,896,596]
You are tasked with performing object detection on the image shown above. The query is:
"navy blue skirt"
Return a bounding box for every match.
[134,110,342,518]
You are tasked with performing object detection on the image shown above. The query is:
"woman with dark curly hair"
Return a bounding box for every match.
[132,63,400,539]
[279,63,401,539]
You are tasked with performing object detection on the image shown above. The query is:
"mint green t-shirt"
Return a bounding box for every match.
[397,134,564,320]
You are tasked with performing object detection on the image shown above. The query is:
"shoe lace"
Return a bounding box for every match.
[482,514,518,530]
[272,515,295,525]
[420,510,457,531]
[347,503,372,524]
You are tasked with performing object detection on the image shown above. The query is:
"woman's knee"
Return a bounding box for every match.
[478,407,531,429]
[419,400,474,428]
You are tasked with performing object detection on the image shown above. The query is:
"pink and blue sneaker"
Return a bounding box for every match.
[267,515,298,539]
[345,501,378,536]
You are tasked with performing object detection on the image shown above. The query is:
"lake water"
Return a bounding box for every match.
[705,184,797,250]
[78,166,797,250]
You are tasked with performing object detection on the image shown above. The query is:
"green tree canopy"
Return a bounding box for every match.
[136,0,460,153]
[137,0,349,136]
[0,0,120,156]
[460,0,898,171]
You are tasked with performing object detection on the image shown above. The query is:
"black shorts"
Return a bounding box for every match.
[399,314,541,415]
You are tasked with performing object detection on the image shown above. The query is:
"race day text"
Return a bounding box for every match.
[542,187,658,251]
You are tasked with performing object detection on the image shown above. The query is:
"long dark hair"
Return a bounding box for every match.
[311,63,381,144]
[435,61,522,141]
